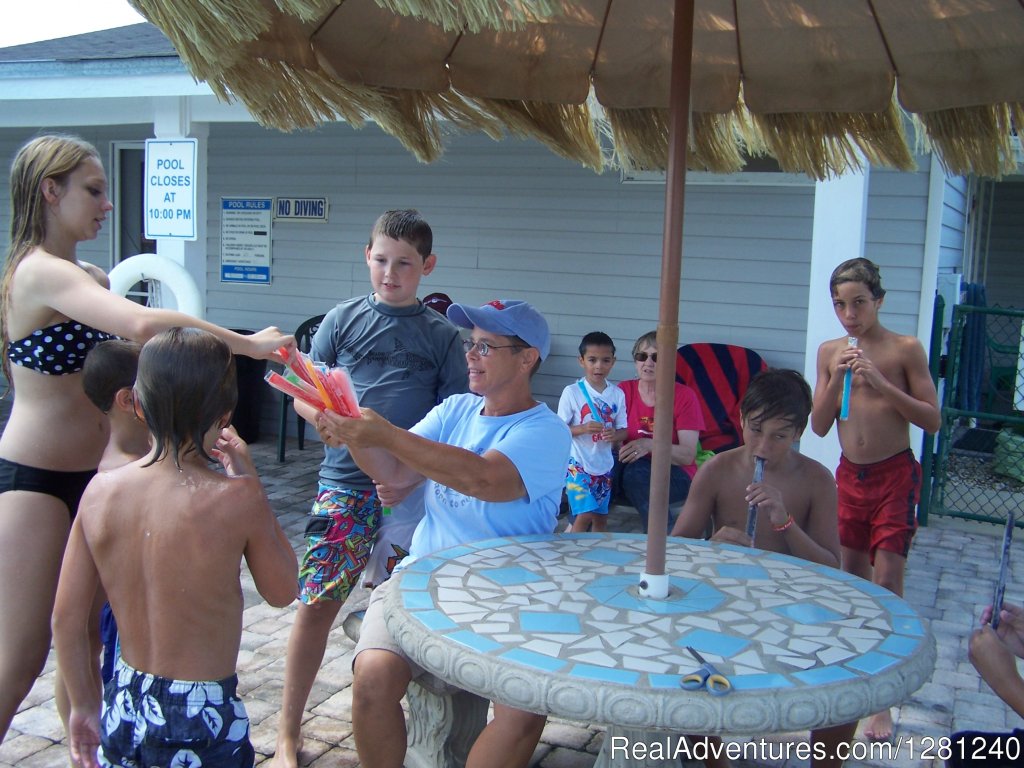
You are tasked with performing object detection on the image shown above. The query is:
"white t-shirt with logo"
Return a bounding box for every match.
[557,378,628,476]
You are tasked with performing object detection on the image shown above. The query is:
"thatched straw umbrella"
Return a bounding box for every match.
[130,0,1023,590]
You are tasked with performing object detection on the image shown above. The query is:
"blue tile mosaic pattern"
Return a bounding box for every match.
[520,611,581,634]
[396,534,929,691]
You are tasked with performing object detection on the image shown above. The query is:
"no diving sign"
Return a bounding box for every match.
[274,197,329,222]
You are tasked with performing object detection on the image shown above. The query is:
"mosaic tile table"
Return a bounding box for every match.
[381,533,935,756]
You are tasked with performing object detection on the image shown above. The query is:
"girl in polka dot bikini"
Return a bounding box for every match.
[0,134,294,747]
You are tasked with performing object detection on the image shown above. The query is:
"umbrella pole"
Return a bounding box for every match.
[641,0,695,597]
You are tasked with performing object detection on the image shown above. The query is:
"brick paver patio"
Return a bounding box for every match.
[1,426,1020,767]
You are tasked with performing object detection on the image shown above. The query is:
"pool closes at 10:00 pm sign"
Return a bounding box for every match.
[144,139,197,241]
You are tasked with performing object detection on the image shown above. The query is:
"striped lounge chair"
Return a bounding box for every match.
[675,343,769,455]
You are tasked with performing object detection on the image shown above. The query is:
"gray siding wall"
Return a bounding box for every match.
[864,166,931,336]
[985,180,1024,309]
[940,175,969,273]
[201,122,815,411]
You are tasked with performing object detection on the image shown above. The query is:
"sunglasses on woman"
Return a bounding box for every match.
[633,352,658,363]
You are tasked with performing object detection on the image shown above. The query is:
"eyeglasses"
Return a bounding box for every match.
[633,352,658,363]
[462,339,527,357]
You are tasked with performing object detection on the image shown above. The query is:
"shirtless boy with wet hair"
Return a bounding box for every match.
[811,257,940,741]
[673,368,840,566]
[673,368,849,766]
[53,328,297,768]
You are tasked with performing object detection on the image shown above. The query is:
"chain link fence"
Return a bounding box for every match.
[929,303,1024,525]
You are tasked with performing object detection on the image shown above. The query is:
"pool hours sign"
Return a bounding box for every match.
[144,139,198,240]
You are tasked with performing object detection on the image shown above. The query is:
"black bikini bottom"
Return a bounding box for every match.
[0,457,96,519]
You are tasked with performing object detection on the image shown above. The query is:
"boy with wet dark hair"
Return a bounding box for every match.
[811,257,940,741]
[53,328,297,768]
[673,368,839,566]
[134,329,238,467]
[673,368,849,766]
[739,367,814,433]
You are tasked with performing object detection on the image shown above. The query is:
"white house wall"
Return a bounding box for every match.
[863,165,931,337]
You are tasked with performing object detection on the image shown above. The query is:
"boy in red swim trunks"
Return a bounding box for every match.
[811,257,940,742]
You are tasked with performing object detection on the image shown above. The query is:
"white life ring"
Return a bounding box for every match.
[108,254,204,318]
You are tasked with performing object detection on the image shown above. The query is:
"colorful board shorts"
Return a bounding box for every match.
[99,657,254,768]
[837,449,920,562]
[565,458,612,516]
[298,485,381,604]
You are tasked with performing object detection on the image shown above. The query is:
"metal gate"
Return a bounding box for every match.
[927,303,1024,525]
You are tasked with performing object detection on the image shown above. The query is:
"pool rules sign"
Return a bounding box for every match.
[144,139,197,240]
[220,198,272,284]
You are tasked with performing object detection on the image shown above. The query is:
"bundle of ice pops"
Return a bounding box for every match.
[264,346,360,417]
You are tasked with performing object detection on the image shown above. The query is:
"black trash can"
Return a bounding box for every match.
[231,329,268,443]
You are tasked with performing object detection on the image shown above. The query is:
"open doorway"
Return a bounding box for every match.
[112,142,158,305]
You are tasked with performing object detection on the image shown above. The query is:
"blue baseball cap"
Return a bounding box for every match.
[447,300,551,360]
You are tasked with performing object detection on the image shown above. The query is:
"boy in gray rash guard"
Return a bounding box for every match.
[272,209,467,767]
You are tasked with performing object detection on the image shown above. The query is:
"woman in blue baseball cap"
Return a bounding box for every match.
[316,298,570,768]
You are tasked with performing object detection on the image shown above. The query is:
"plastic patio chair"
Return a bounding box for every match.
[675,342,769,455]
[276,313,326,462]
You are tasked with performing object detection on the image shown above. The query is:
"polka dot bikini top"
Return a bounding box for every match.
[6,322,116,375]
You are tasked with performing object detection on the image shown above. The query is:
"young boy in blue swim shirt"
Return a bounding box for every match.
[53,328,297,768]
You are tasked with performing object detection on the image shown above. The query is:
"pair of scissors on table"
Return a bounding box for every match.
[680,646,732,695]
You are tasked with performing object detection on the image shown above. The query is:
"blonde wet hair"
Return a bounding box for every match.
[2,135,103,385]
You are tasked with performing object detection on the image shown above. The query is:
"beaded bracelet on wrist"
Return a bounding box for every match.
[773,515,795,532]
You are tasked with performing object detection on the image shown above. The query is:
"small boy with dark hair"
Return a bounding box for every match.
[672,368,848,767]
[53,328,297,768]
[81,339,149,682]
[811,257,940,741]
[82,339,149,472]
[273,209,467,766]
[557,331,628,532]
[53,340,150,749]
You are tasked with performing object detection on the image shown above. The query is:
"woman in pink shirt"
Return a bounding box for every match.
[616,331,704,532]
